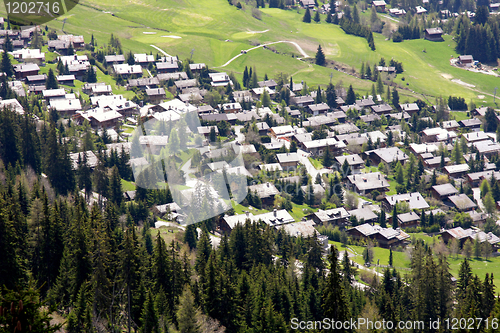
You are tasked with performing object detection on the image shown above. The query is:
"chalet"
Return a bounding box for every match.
[356,98,376,108]
[174,79,197,91]
[305,112,347,127]
[360,113,381,125]
[127,77,160,90]
[335,154,365,174]
[209,72,231,87]
[370,103,392,115]
[43,88,66,101]
[145,88,166,104]
[251,87,275,100]
[474,140,500,156]
[348,207,379,224]
[113,64,143,78]
[156,61,179,73]
[189,63,206,72]
[178,92,203,103]
[302,138,346,156]
[0,99,24,115]
[331,123,359,135]
[198,126,219,139]
[383,192,430,211]
[440,227,500,247]
[299,0,315,8]
[270,125,295,138]
[389,8,407,17]
[157,72,188,81]
[74,107,123,128]
[424,28,444,41]
[394,211,420,228]
[256,209,295,227]
[372,0,387,11]
[400,103,420,115]
[462,131,490,143]
[233,90,253,103]
[139,136,169,154]
[306,207,350,227]
[291,95,315,107]
[234,110,260,123]
[276,152,300,170]
[258,80,278,90]
[389,112,411,121]
[200,113,237,125]
[221,212,257,232]
[337,133,368,151]
[247,183,280,207]
[447,194,477,212]
[346,172,390,195]
[301,184,326,205]
[467,170,500,187]
[425,156,451,169]
[307,103,330,116]
[346,223,410,248]
[442,120,460,131]
[444,164,470,178]
[104,55,125,65]
[57,75,75,86]
[58,35,85,49]
[458,55,474,67]
[220,102,242,113]
[49,98,82,116]
[26,74,46,86]
[134,54,155,68]
[91,95,138,117]
[420,127,456,143]
[277,220,320,238]
[431,183,459,200]
[154,202,182,218]
[10,48,45,63]
[490,3,500,12]
[467,211,488,226]
[197,105,214,115]
[14,63,39,79]
[255,122,270,136]
[459,118,482,131]
[365,147,409,165]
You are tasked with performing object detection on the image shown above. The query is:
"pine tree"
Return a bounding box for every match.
[303,8,312,23]
[326,82,337,108]
[314,10,321,22]
[184,224,198,250]
[243,66,249,87]
[140,291,160,333]
[379,210,386,228]
[392,205,398,229]
[391,88,400,108]
[322,145,333,167]
[1,49,13,77]
[177,286,200,333]
[315,45,326,66]
[46,68,59,89]
[389,248,393,266]
[108,165,123,206]
[345,85,356,105]
[376,74,383,95]
[322,246,351,321]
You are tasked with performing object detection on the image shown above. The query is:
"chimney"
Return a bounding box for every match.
[378,174,380,179]
[273,209,277,217]
[245,211,250,217]
[267,182,270,187]
[417,196,419,200]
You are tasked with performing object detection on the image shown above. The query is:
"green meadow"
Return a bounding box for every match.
[5,0,491,107]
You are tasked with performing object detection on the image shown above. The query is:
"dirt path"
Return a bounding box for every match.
[150,44,173,57]
[217,40,309,68]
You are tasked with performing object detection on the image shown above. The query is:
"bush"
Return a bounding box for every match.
[392,31,403,42]
[252,7,262,20]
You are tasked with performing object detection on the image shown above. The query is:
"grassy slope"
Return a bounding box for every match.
[16,0,495,107]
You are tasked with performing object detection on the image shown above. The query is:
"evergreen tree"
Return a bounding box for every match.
[315,45,326,66]
[243,66,249,88]
[389,248,393,266]
[46,68,59,89]
[184,224,198,250]
[345,85,356,105]
[379,210,386,228]
[314,10,321,22]
[391,88,400,108]
[303,8,312,23]
[108,165,123,206]
[250,66,258,88]
[322,246,351,322]
[326,83,337,108]
[140,291,160,333]
[177,286,200,333]
[1,49,13,77]
[392,205,398,229]
[322,145,333,167]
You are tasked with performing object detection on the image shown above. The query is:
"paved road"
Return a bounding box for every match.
[472,187,486,212]
[297,149,332,182]
[218,40,309,68]
[234,125,245,144]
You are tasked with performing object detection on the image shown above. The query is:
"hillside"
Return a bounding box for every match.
[3,0,498,106]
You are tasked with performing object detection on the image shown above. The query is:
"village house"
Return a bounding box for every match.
[145,88,166,104]
[440,227,500,247]
[444,164,470,178]
[307,103,330,116]
[424,27,444,41]
[306,207,350,227]
[57,75,75,86]
[458,55,474,67]
[382,192,430,211]
[346,223,410,248]
[302,138,346,156]
[371,103,393,115]
[270,125,295,138]
[14,63,39,79]
[420,127,457,143]
[400,103,420,115]
[365,147,409,166]
[447,194,477,212]
[69,151,99,170]
[346,172,390,195]
[134,54,155,68]
[459,118,482,131]
[335,154,365,174]
[73,107,123,128]
[372,0,387,11]
[348,207,379,224]
[104,55,125,65]
[276,152,300,170]
[113,64,143,78]
[247,183,280,207]
[209,72,231,87]
[127,77,160,90]
[431,183,459,200]
[291,95,315,107]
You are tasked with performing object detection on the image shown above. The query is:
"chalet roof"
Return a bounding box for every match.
[277,220,318,238]
[366,147,409,164]
[256,209,295,226]
[310,207,350,223]
[248,183,280,198]
[384,192,430,210]
[347,223,410,241]
[348,207,378,222]
[432,183,459,197]
[347,172,390,191]
[425,27,443,35]
[448,194,477,210]
[398,211,420,223]
[335,154,364,166]
[276,152,300,163]
[69,151,99,169]
[441,227,500,244]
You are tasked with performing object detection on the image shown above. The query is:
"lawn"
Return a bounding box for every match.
[231,201,270,215]
[450,111,470,122]
[25,0,499,107]
[121,179,136,191]
[289,203,317,221]
[308,157,324,170]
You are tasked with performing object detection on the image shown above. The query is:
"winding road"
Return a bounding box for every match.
[218,40,310,68]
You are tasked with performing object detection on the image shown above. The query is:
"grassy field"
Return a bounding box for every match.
[16,0,495,107]
[121,179,136,191]
[308,157,323,170]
